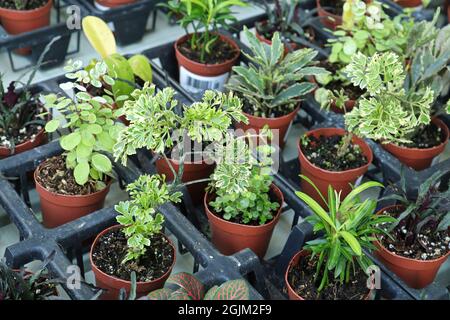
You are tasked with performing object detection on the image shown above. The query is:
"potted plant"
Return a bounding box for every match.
[374,171,450,289]
[90,174,182,299]
[204,133,283,258]
[285,178,394,300]
[227,27,327,147]
[113,85,246,204]
[255,0,316,53]
[161,0,246,93]
[0,0,53,55]
[147,272,250,300]
[35,60,124,228]
[344,49,450,170]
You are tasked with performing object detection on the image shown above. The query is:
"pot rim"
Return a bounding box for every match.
[382,118,449,153]
[316,0,342,19]
[0,0,52,14]
[0,127,46,154]
[174,32,241,68]
[374,205,450,264]
[204,183,284,229]
[89,225,176,286]
[34,159,113,199]
[242,105,301,122]
[298,127,373,176]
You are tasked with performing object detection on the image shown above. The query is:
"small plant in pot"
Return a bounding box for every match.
[0,0,53,55]
[374,171,450,289]
[227,27,327,147]
[255,0,317,53]
[36,60,124,228]
[90,174,182,299]
[285,177,394,300]
[344,49,450,171]
[147,272,250,300]
[204,133,283,258]
[113,84,246,204]
[161,0,246,93]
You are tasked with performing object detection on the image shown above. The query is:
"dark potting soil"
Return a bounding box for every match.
[35,155,105,196]
[379,209,450,261]
[319,0,345,14]
[301,134,368,171]
[255,23,315,44]
[287,254,369,300]
[242,98,297,118]
[0,0,48,10]
[92,228,174,282]
[397,122,445,149]
[178,36,239,65]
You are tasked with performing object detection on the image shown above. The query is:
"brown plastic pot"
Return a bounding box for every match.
[0,128,46,158]
[155,156,215,205]
[175,33,240,77]
[235,106,300,148]
[316,0,342,30]
[298,128,373,208]
[95,0,136,7]
[394,0,423,7]
[204,184,284,258]
[0,0,52,55]
[285,250,374,300]
[34,162,111,228]
[90,225,175,300]
[374,205,450,289]
[382,118,449,171]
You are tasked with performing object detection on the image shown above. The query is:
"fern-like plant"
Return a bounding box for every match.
[226,26,327,118]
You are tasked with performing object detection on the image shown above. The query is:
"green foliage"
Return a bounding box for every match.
[113,84,246,166]
[42,60,124,188]
[382,170,450,242]
[344,52,434,144]
[207,134,280,225]
[227,26,326,118]
[328,1,412,66]
[115,174,182,263]
[297,176,394,291]
[161,0,246,63]
[147,272,250,300]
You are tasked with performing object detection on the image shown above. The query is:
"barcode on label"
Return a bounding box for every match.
[179,66,229,94]
[186,76,221,90]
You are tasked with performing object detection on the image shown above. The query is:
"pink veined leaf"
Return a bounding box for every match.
[166,272,205,300]
[169,289,193,300]
[214,280,250,300]
[147,288,173,300]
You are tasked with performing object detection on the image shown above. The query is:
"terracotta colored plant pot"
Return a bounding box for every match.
[175,33,240,77]
[382,118,449,171]
[374,205,450,289]
[316,0,342,30]
[95,0,136,7]
[298,128,373,208]
[285,250,374,300]
[204,184,284,258]
[394,0,422,7]
[34,163,111,228]
[155,156,215,205]
[235,106,300,148]
[0,0,52,55]
[90,225,175,300]
[0,128,46,158]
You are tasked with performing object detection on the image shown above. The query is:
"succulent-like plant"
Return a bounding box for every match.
[227,27,327,118]
[147,272,250,300]
[297,176,394,291]
[42,60,124,189]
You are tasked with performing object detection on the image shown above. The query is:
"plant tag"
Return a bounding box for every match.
[179,66,229,94]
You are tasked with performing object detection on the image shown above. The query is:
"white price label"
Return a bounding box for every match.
[179,66,229,94]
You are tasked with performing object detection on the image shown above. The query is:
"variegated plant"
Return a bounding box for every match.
[226,26,327,118]
[147,272,250,300]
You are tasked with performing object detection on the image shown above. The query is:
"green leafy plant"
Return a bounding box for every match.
[297,176,394,291]
[161,0,247,63]
[147,272,250,300]
[227,26,327,118]
[115,174,182,263]
[344,51,435,144]
[42,60,124,188]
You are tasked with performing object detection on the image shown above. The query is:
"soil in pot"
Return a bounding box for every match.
[91,228,174,283]
[287,254,369,300]
[255,21,315,51]
[0,0,48,10]
[397,122,445,149]
[177,35,239,65]
[301,134,368,172]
